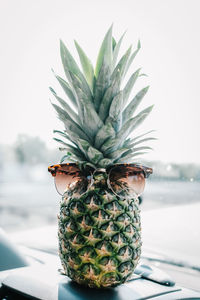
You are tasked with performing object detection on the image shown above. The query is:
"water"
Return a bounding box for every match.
[0,180,199,232]
[142,180,200,210]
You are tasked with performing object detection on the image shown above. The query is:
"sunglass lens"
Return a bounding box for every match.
[55,165,88,196]
[109,165,145,197]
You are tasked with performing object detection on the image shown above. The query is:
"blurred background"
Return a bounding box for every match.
[0,0,200,233]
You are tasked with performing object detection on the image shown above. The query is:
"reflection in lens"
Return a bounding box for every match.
[55,165,88,196]
[109,165,145,198]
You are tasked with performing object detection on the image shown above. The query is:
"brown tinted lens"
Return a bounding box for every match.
[55,165,87,195]
[109,165,145,197]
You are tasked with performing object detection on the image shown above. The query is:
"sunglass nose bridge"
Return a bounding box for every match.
[93,168,106,174]
[92,168,108,182]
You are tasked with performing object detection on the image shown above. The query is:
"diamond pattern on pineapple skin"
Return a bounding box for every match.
[58,183,141,288]
[68,257,79,270]
[84,229,101,244]
[95,243,111,256]
[100,259,116,272]
[79,216,91,230]
[86,196,99,210]
[80,252,95,264]
[84,265,99,281]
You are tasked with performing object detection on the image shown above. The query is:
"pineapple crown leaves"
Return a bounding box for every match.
[93,58,111,112]
[95,24,113,77]
[51,68,77,108]
[74,40,94,92]
[111,31,126,71]
[49,87,80,125]
[50,25,156,167]
[98,68,121,122]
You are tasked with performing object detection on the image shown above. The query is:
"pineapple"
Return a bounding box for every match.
[50,25,154,288]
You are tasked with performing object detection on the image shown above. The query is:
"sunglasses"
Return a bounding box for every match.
[48,163,153,199]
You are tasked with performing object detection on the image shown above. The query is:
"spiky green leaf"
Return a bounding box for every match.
[129,151,147,158]
[98,69,121,122]
[133,146,153,151]
[111,46,132,81]
[49,88,80,124]
[95,25,113,77]
[112,31,126,71]
[52,103,91,142]
[117,105,154,142]
[53,129,66,136]
[82,97,104,138]
[129,105,154,133]
[53,129,77,146]
[69,72,103,137]
[53,138,84,160]
[51,103,74,124]
[74,40,94,91]
[53,137,76,150]
[98,158,113,168]
[53,137,72,148]
[123,40,141,77]
[109,91,123,120]
[60,153,84,163]
[131,130,156,142]
[112,37,116,51]
[107,91,123,131]
[94,123,115,149]
[52,71,77,107]
[60,153,72,163]
[130,137,157,147]
[117,151,147,163]
[87,146,103,164]
[123,86,149,122]
[139,73,148,77]
[75,140,103,165]
[123,69,141,107]
[78,161,96,170]
[76,141,104,164]
[100,137,122,154]
[75,138,90,151]
[60,40,92,100]
[107,148,130,160]
[122,138,132,148]
[93,59,111,112]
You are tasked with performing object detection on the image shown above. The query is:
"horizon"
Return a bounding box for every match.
[1,133,200,166]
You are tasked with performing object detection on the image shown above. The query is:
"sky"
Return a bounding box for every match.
[0,0,200,163]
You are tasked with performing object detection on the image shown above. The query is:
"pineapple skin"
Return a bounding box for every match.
[58,173,141,288]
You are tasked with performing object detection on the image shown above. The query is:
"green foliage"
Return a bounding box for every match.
[51,26,154,167]
[94,123,115,149]
[98,69,121,122]
[93,59,111,112]
[74,40,94,91]
[123,86,149,122]
[52,70,77,107]
[49,87,80,124]
[112,31,126,71]
[60,40,92,100]
[107,91,123,131]
[111,45,132,80]
[123,69,141,107]
[112,37,116,51]
[95,25,113,77]
[123,40,141,77]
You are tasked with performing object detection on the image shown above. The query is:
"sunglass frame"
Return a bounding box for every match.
[48,163,153,196]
